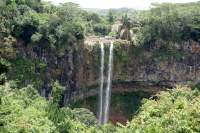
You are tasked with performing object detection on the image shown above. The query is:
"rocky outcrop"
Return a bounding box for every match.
[111,22,123,33]
[111,22,133,41]
[12,39,84,103]
[119,29,133,41]
[69,81,169,102]
[76,39,200,90]
[12,37,200,104]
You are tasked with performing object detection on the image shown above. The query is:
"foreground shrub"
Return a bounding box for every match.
[118,86,200,133]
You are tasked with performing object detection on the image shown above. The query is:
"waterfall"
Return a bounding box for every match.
[99,41,114,124]
[103,41,114,123]
[99,42,105,123]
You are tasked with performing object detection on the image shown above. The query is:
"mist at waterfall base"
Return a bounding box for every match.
[98,42,114,124]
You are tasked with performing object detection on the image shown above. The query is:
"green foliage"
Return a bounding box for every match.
[85,12,101,23]
[107,10,114,24]
[0,0,87,49]
[7,57,46,89]
[73,108,98,126]
[113,41,131,63]
[1,1,200,132]
[0,58,10,75]
[47,103,75,133]
[51,81,66,104]
[118,87,200,133]
[6,0,42,11]
[121,14,131,29]
[0,36,16,59]
[0,83,99,133]
[129,2,200,59]
[0,59,10,84]
[193,83,200,91]
[93,23,111,36]
[31,32,42,42]
[1,82,200,133]
[0,85,56,132]
[57,2,82,22]
[153,46,184,61]
[108,32,117,37]
[135,2,200,45]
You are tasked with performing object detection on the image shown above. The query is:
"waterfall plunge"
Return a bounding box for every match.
[99,42,114,124]
[99,42,105,124]
[103,41,114,123]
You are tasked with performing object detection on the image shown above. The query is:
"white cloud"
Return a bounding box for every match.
[43,0,200,9]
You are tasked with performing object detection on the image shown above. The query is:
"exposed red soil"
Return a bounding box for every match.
[109,110,128,125]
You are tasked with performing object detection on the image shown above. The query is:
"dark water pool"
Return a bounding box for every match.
[70,91,152,124]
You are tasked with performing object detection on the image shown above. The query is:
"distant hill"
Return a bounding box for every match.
[84,8,138,18]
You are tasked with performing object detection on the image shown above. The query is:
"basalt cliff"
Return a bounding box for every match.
[9,37,200,104]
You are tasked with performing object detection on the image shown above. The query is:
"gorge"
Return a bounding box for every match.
[1,1,200,132]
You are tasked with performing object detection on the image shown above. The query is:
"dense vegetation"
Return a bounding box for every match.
[0,0,114,88]
[0,0,200,132]
[120,87,200,133]
[134,2,200,46]
[0,82,97,133]
[1,83,199,132]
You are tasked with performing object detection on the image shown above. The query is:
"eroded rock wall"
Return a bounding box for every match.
[11,38,200,103]
[77,40,200,90]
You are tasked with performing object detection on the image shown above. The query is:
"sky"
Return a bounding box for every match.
[43,0,200,10]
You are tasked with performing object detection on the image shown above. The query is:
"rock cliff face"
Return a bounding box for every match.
[11,39,84,104]
[77,39,200,89]
[11,38,200,104]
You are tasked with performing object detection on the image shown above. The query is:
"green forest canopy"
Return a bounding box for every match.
[0,0,200,132]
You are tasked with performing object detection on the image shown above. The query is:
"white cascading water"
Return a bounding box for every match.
[99,42,105,124]
[98,41,114,124]
[103,41,114,124]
